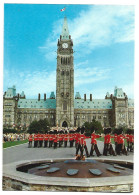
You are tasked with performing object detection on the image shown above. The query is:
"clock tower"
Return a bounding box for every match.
[56,17,74,127]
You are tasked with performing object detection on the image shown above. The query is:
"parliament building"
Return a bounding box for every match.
[3,17,134,130]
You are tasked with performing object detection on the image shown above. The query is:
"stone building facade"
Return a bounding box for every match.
[3,17,134,130]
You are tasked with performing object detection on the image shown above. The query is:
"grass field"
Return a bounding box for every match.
[3,139,28,148]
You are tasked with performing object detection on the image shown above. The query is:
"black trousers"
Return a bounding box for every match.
[28,141,32,147]
[44,140,48,147]
[117,144,127,155]
[90,144,101,156]
[84,145,89,156]
[54,142,57,149]
[59,141,62,147]
[129,142,134,152]
[34,140,38,148]
[49,141,53,147]
[64,141,67,147]
[103,143,116,156]
[70,140,73,147]
[39,140,43,147]
[76,144,83,156]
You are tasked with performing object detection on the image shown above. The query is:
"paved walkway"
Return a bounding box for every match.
[3,139,133,165]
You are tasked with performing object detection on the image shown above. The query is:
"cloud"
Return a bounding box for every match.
[39,5,134,60]
[4,69,56,98]
[74,66,111,87]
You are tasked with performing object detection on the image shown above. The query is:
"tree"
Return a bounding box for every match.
[27,119,50,134]
[83,119,103,135]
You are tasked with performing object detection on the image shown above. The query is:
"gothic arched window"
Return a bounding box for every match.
[63,101,67,111]
[61,70,64,75]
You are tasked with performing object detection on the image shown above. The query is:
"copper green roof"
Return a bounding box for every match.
[18,99,56,109]
[74,99,112,109]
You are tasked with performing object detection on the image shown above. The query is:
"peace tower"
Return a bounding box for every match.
[56,17,74,127]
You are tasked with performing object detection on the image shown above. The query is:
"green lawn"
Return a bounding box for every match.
[3,139,28,148]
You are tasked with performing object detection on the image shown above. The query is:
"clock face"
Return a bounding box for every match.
[62,43,68,48]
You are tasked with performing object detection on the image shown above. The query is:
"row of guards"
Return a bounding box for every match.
[28,127,134,158]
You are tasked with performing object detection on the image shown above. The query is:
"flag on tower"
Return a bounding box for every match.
[61,7,66,12]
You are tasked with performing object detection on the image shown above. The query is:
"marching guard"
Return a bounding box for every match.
[53,130,58,149]
[64,130,68,147]
[44,132,49,148]
[103,128,116,156]
[117,129,128,155]
[49,130,53,148]
[39,133,44,147]
[28,133,33,148]
[34,133,38,148]
[90,130,101,157]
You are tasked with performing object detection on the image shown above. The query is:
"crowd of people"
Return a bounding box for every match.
[28,127,134,158]
[3,133,28,142]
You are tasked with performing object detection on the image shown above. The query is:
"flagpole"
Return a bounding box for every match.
[65,6,66,17]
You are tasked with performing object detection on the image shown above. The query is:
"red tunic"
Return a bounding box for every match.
[129,135,134,143]
[75,133,80,143]
[28,135,33,141]
[53,135,58,143]
[44,134,49,141]
[91,133,100,144]
[49,134,53,141]
[104,134,114,144]
[69,133,73,141]
[117,134,125,144]
[125,134,130,142]
[34,134,38,141]
[59,134,63,141]
[114,134,118,142]
[39,134,44,141]
[64,134,68,141]
[80,134,86,145]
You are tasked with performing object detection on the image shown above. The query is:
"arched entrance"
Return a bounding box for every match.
[62,121,68,127]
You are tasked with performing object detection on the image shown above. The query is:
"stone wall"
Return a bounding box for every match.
[3,176,133,192]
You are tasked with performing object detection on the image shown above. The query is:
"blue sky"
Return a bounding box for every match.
[3,4,134,99]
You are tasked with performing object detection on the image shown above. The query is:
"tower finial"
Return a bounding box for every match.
[61,17,69,40]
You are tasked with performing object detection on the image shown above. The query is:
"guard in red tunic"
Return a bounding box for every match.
[39,133,44,147]
[53,130,58,149]
[75,127,82,156]
[34,133,38,148]
[90,130,101,157]
[44,132,49,148]
[117,129,128,155]
[113,129,118,153]
[58,130,63,147]
[64,130,68,147]
[69,130,74,147]
[75,127,80,149]
[49,130,53,148]
[79,127,90,157]
[103,128,116,156]
[125,129,130,152]
[28,133,33,148]
[129,129,134,152]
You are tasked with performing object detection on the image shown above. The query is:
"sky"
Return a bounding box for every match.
[3,3,134,99]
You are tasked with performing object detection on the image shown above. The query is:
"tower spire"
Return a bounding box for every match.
[61,17,69,40]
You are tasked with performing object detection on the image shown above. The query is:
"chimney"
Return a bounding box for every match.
[90,94,92,101]
[69,35,71,39]
[44,93,46,101]
[84,94,86,101]
[18,93,20,99]
[60,35,62,40]
[38,93,40,101]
